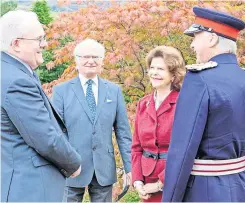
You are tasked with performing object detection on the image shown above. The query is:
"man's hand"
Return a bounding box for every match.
[143,180,163,194]
[134,182,151,200]
[70,165,81,178]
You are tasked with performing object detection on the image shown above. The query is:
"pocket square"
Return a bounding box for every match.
[106,99,112,103]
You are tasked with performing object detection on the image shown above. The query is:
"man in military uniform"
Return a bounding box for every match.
[162,7,245,202]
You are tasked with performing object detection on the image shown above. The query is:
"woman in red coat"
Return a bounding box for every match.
[131,46,186,202]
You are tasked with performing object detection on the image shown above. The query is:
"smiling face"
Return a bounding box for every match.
[11,20,47,69]
[76,46,104,79]
[148,57,173,90]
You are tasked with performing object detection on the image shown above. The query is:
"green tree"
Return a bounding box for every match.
[0,1,17,16]
[31,0,53,25]
[36,36,74,84]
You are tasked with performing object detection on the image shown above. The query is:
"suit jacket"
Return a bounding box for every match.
[52,76,132,187]
[1,52,81,202]
[132,91,179,184]
[163,53,245,202]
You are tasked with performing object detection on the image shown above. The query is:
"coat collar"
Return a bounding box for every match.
[1,51,34,79]
[1,51,42,89]
[94,78,107,124]
[157,90,178,117]
[146,90,179,120]
[209,53,238,64]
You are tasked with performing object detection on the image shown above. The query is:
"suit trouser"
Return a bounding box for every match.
[63,174,113,202]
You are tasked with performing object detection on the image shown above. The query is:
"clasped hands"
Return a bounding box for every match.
[135,180,163,200]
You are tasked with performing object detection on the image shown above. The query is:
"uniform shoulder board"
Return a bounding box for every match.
[186,61,218,72]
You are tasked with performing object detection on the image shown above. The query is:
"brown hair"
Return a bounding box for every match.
[146,46,186,91]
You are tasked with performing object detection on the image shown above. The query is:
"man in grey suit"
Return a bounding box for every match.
[1,10,81,202]
[52,39,132,202]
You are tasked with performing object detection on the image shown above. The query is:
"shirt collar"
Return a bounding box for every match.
[79,73,98,86]
[5,52,33,75]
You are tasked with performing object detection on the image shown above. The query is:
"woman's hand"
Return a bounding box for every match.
[143,180,163,194]
[134,182,151,200]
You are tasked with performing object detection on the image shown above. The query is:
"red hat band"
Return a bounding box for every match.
[195,17,239,40]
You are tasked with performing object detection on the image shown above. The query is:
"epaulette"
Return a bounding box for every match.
[186,61,218,72]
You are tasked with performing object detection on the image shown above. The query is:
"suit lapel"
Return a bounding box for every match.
[42,90,67,129]
[94,78,107,125]
[157,91,178,117]
[146,93,157,122]
[2,51,36,82]
[1,52,67,129]
[157,103,171,117]
[71,76,94,123]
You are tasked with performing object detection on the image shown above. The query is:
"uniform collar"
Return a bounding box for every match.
[209,53,238,64]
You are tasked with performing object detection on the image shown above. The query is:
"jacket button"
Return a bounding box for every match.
[92,146,96,151]
[92,131,96,135]
[62,128,67,133]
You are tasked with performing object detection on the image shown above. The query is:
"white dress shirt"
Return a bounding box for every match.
[78,74,99,105]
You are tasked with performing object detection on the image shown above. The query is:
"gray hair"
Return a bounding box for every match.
[217,36,237,54]
[74,39,105,68]
[0,10,40,51]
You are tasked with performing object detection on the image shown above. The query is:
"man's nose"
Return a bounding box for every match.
[88,57,95,63]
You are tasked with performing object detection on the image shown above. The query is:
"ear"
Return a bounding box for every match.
[209,33,219,48]
[11,39,21,52]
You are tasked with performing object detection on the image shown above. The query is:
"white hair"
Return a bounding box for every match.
[0,10,40,51]
[74,39,105,67]
[217,36,237,54]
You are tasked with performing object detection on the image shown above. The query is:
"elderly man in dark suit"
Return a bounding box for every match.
[1,10,81,202]
[163,7,245,202]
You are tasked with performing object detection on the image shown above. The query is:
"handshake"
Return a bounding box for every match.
[134,180,163,200]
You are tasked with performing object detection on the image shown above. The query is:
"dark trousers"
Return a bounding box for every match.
[63,174,112,202]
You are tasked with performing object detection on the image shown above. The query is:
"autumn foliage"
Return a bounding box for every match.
[43,2,245,121]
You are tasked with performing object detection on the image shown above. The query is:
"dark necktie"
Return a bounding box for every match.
[86,79,96,122]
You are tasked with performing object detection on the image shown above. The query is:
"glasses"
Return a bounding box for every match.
[17,35,47,46]
[76,55,103,61]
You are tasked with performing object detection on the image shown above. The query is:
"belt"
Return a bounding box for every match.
[191,156,245,176]
[143,150,167,160]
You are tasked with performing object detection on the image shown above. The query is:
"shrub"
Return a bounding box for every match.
[31,0,53,25]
